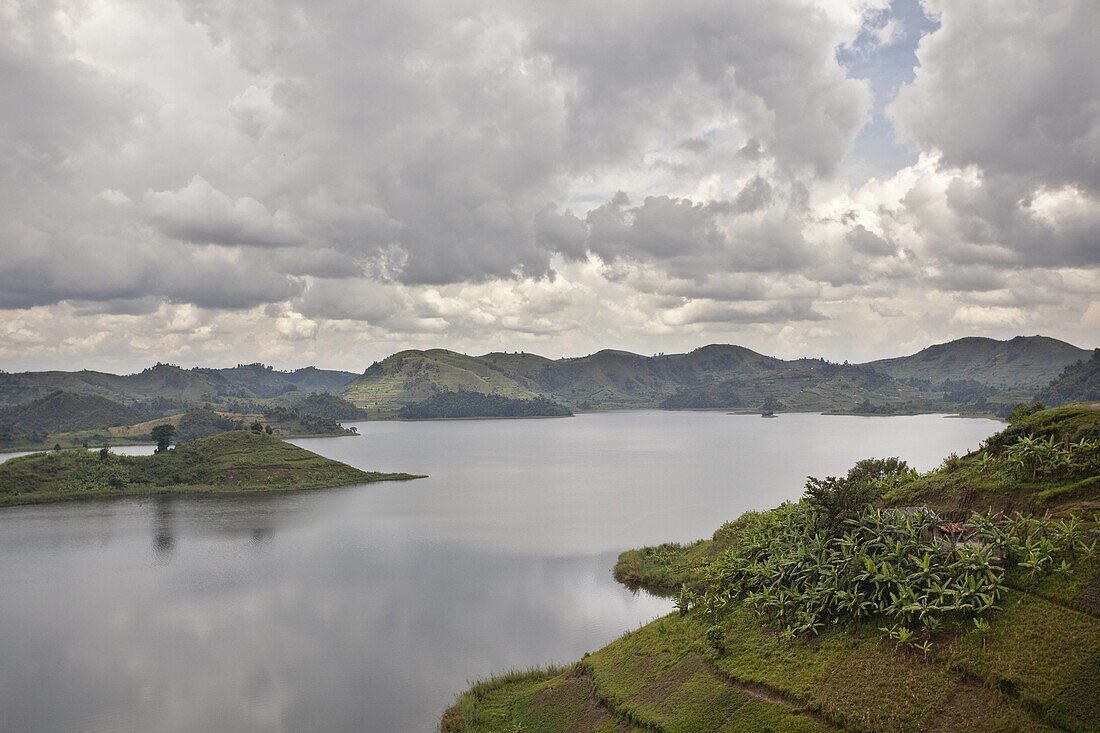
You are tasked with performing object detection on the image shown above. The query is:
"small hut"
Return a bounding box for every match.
[884,506,1001,562]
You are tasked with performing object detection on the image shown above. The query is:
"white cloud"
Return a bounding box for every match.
[143,176,304,248]
[0,0,1096,371]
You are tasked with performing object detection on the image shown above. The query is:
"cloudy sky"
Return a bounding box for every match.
[1,0,1097,372]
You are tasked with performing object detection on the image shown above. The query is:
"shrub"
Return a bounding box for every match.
[699,503,1089,644]
[803,457,914,531]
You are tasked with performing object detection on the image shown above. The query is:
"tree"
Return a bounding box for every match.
[264,424,273,435]
[151,424,176,453]
[804,458,909,531]
[99,447,110,462]
[845,457,910,484]
[250,421,264,434]
[1008,401,1046,424]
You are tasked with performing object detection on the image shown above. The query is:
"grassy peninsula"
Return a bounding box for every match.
[442,405,1100,732]
[0,431,423,507]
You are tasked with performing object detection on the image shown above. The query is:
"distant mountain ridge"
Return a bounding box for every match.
[0,336,1090,417]
[860,336,1089,388]
[341,336,1091,413]
[342,344,785,411]
[0,363,359,406]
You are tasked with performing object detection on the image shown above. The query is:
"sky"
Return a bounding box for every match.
[1,0,1097,373]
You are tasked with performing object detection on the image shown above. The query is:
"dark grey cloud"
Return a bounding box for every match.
[579,192,813,277]
[0,0,1097,370]
[143,176,305,248]
[891,0,1100,193]
[846,225,894,256]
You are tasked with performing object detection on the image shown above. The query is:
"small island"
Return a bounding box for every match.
[0,430,424,507]
[398,391,573,420]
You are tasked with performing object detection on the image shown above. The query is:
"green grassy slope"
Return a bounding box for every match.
[0,363,234,406]
[398,392,572,419]
[199,363,359,397]
[342,350,545,411]
[0,363,359,407]
[345,339,1095,414]
[862,336,1090,389]
[445,406,1100,732]
[659,360,925,412]
[0,391,138,441]
[0,431,422,506]
[343,344,786,411]
[534,346,784,409]
[274,392,368,420]
[1038,350,1100,406]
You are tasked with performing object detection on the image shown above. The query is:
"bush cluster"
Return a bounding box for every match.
[693,455,1096,649]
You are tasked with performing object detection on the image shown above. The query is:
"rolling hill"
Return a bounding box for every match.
[1037,349,1100,406]
[0,391,139,446]
[861,336,1089,388]
[0,363,235,406]
[341,345,786,411]
[340,342,1008,414]
[2,336,1092,418]
[197,363,358,397]
[659,359,924,412]
[398,392,572,419]
[341,349,546,411]
[0,362,358,407]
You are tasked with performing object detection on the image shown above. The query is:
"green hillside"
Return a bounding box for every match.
[342,350,545,412]
[863,336,1090,389]
[276,392,368,421]
[1038,350,1100,406]
[199,363,358,397]
[0,362,358,407]
[342,345,785,412]
[659,360,924,412]
[0,363,234,406]
[398,392,572,419]
[0,431,422,506]
[342,339,1095,414]
[0,391,139,447]
[444,406,1100,732]
[538,346,783,409]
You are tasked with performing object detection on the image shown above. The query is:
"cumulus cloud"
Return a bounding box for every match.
[891,0,1100,192]
[0,0,1096,371]
[144,176,304,248]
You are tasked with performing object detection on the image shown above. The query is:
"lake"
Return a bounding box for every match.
[0,411,999,733]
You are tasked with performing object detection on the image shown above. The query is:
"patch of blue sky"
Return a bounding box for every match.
[838,0,940,180]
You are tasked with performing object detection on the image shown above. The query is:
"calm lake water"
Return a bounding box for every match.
[0,411,998,733]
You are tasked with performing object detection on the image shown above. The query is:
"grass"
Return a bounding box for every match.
[343,350,544,411]
[0,431,423,507]
[613,518,753,596]
[880,403,1100,514]
[937,590,1100,730]
[340,342,1066,414]
[445,405,1100,732]
[0,406,358,452]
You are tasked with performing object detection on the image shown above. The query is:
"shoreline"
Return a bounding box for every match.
[391,413,575,422]
[0,471,426,509]
[0,428,360,455]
